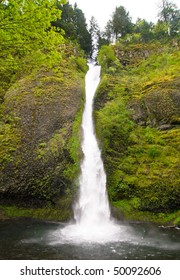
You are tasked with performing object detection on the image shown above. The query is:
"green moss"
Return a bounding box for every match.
[36,129,66,161]
[95,41,180,223]
[2,203,72,221]
[0,116,21,165]
[113,199,180,226]
[64,107,83,181]
[0,41,87,211]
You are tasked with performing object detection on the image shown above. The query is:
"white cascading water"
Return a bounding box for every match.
[74,62,111,226]
[59,62,122,243]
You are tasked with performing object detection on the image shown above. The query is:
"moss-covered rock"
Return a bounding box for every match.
[95,41,180,225]
[129,78,180,128]
[0,57,86,218]
[113,42,163,67]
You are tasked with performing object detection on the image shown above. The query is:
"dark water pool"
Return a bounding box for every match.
[0,218,179,260]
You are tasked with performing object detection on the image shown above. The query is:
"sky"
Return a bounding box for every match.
[68,0,180,29]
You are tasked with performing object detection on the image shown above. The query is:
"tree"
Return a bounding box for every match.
[89,16,100,56]
[104,20,114,43]
[153,20,169,40]
[158,0,180,36]
[134,19,154,42]
[112,6,133,39]
[52,2,92,56]
[0,0,64,53]
[0,0,65,96]
[52,1,76,39]
[73,4,92,56]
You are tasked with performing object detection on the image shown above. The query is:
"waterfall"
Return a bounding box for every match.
[60,62,120,243]
[74,62,111,226]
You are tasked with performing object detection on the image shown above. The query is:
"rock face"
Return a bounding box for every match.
[129,78,180,129]
[94,41,180,224]
[114,43,162,67]
[0,66,84,207]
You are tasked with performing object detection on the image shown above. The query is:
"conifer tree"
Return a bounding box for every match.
[112,6,133,39]
[158,0,180,36]
[52,1,92,56]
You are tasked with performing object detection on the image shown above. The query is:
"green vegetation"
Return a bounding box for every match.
[97,45,122,73]
[95,39,180,225]
[0,0,89,220]
[52,1,92,56]
[0,117,21,165]
[98,0,179,46]
[112,200,180,226]
[0,51,86,206]
[1,196,72,221]
[0,0,66,100]
[0,0,179,225]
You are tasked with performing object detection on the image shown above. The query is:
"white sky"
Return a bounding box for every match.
[68,0,180,29]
